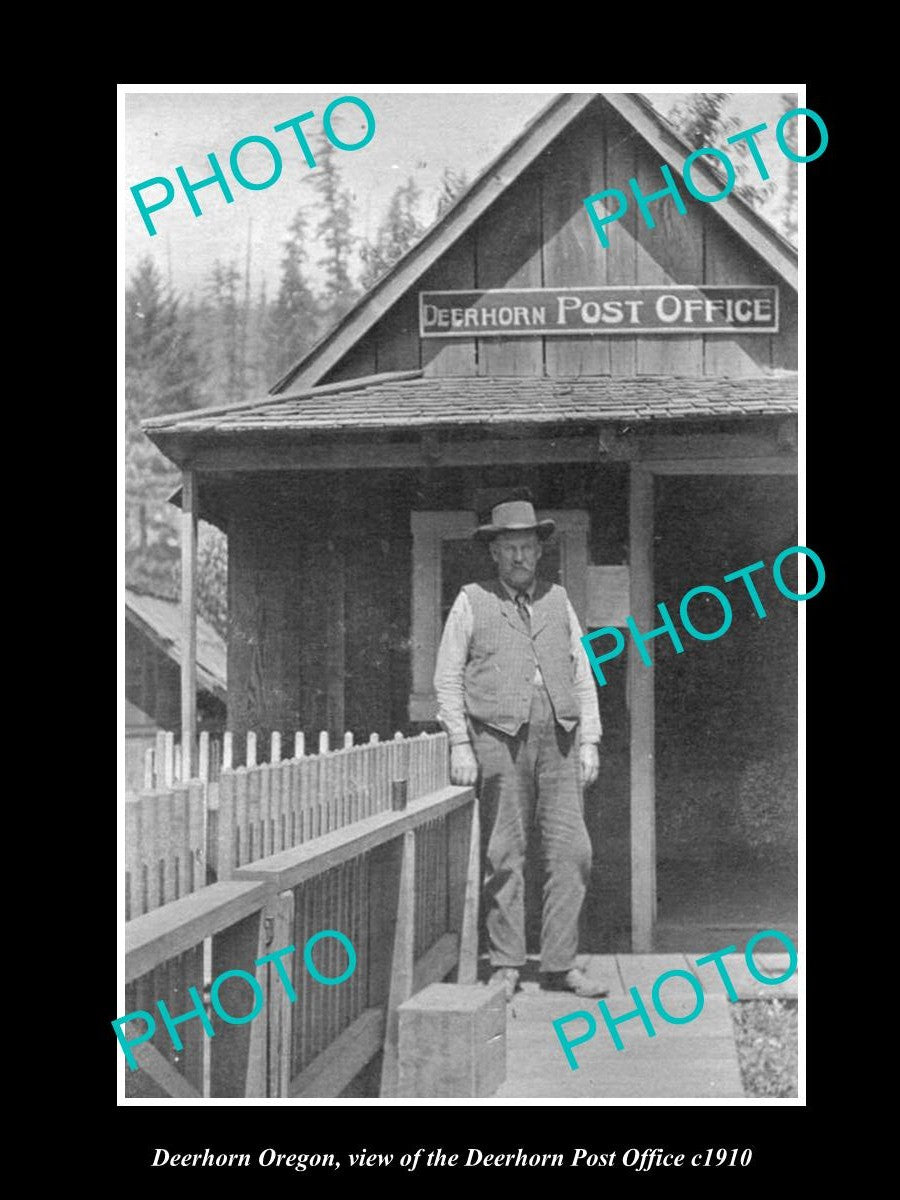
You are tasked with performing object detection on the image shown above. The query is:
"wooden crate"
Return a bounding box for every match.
[398,983,506,1097]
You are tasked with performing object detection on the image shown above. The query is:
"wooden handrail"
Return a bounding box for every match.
[233,785,474,892]
[125,785,475,983]
[125,880,270,983]
[123,778,479,1099]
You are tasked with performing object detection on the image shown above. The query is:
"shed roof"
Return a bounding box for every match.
[144,370,798,439]
[125,587,227,701]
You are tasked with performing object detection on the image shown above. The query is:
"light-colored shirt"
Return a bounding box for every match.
[434,581,602,746]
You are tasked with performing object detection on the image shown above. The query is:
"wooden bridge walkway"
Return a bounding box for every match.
[494,952,797,1098]
[124,737,797,1100]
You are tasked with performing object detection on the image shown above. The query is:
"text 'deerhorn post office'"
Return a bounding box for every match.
[419,286,778,337]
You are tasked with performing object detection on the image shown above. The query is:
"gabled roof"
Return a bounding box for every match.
[145,370,798,441]
[125,587,227,701]
[274,92,799,394]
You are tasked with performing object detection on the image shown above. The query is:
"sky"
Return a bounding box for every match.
[120,87,799,303]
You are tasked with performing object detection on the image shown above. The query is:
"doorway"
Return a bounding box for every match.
[651,474,798,951]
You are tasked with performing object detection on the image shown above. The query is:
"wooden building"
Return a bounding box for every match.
[125,586,227,788]
[145,94,798,952]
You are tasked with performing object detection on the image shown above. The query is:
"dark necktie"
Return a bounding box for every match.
[515,591,531,635]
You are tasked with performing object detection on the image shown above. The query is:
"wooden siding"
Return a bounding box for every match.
[419,233,478,378]
[476,163,544,378]
[224,462,630,740]
[543,103,610,377]
[221,462,634,949]
[319,99,795,386]
[226,471,418,744]
[227,479,303,737]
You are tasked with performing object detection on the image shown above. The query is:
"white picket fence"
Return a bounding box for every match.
[125,728,450,919]
[140,727,413,790]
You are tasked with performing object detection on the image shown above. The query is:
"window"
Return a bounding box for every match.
[409,509,589,721]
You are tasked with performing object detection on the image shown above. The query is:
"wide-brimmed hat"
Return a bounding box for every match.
[475,500,555,542]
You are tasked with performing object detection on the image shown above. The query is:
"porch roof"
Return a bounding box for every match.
[144,370,798,443]
[126,587,227,702]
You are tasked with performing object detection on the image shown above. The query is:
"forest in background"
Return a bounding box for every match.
[125,94,798,640]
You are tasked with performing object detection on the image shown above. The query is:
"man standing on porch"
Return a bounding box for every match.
[434,497,607,1000]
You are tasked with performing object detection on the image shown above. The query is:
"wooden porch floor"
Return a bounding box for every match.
[491,952,797,1098]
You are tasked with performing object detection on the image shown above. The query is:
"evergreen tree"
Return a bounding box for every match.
[246,277,269,396]
[779,93,799,244]
[125,257,204,585]
[124,370,181,599]
[197,524,228,638]
[312,138,358,323]
[125,256,204,416]
[207,259,244,404]
[669,93,737,148]
[124,257,224,626]
[360,176,426,290]
[267,209,320,382]
[434,167,468,221]
[668,94,775,214]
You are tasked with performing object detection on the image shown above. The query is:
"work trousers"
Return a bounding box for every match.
[471,683,592,974]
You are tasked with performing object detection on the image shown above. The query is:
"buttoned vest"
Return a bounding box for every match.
[462,579,580,736]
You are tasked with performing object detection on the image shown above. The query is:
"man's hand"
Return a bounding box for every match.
[450,742,479,787]
[580,742,600,789]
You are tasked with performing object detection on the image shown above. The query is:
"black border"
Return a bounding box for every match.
[113,81,833,1176]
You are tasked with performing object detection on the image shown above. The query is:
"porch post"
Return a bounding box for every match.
[180,469,198,779]
[628,465,656,951]
[324,473,347,743]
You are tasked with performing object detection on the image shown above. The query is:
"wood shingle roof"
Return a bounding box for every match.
[144,371,798,438]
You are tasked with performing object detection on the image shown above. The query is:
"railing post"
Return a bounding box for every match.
[209,908,261,1097]
[180,468,198,779]
[210,892,292,1097]
[163,731,174,789]
[448,793,480,984]
[217,770,235,883]
[155,732,166,787]
[265,890,295,1097]
[198,731,210,783]
[380,828,416,1097]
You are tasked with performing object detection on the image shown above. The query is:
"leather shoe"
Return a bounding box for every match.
[541,968,609,998]
[489,967,521,1002]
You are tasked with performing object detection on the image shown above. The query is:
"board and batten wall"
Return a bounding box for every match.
[224,470,414,744]
[221,462,635,950]
[223,460,634,744]
[321,100,796,387]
